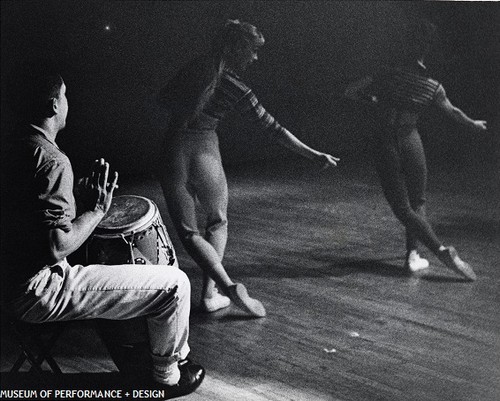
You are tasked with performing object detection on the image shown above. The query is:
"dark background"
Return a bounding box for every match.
[1,1,499,178]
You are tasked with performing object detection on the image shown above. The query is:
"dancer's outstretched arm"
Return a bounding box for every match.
[238,92,340,169]
[434,85,487,132]
[273,128,340,170]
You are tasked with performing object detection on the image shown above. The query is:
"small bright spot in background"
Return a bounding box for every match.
[104,25,111,31]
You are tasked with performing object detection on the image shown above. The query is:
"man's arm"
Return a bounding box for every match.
[47,159,118,264]
[47,210,105,263]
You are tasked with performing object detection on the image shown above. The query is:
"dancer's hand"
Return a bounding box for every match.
[315,153,340,170]
[472,120,487,132]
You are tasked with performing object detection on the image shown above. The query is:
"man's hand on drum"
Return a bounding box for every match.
[78,158,119,215]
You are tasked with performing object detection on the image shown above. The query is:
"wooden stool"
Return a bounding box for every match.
[8,318,68,375]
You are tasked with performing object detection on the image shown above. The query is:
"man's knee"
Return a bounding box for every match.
[177,269,191,300]
[159,267,190,308]
[172,267,190,297]
[151,268,190,318]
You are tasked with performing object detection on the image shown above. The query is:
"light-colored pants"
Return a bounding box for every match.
[160,130,229,264]
[7,258,190,368]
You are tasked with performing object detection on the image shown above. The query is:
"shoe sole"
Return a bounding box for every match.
[444,247,477,281]
[230,284,267,317]
[164,372,205,399]
[164,361,206,399]
[182,366,205,394]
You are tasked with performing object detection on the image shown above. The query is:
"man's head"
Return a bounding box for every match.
[9,60,68,131]
[212,19,265,73]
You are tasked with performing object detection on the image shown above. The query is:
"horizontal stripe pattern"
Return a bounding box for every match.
[197,69,286,138]
[378,67,440,111]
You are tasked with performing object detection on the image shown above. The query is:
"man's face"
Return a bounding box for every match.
[55,82,68,130]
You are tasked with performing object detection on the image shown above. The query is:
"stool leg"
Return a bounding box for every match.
[9,321,64,375]
[30,328,64,374]
[10,338,44,374]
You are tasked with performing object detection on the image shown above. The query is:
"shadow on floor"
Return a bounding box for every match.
[227,256,472,283]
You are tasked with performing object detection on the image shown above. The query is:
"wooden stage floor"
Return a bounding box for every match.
[1,157,499,401]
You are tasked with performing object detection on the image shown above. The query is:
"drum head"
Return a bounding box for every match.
[95,195,156,236]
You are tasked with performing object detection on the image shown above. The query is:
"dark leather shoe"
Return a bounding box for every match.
[163,359,205,399]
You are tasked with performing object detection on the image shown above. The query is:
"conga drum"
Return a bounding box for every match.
[86,195,177,375]
[86,195,176,267]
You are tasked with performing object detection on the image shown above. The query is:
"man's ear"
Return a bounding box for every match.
[46,97,57,117]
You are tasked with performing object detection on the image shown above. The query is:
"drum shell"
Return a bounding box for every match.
[86,204,176,267]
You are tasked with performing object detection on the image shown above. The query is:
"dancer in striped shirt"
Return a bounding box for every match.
[345,20,487,280]
[157,20,339,316]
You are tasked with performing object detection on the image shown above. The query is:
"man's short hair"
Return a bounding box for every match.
[7,58,64,122]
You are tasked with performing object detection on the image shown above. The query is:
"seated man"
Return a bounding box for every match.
[0,61,204,399]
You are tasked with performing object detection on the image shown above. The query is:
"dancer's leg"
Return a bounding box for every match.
[202,198,228,299]
[376,130,475,280]
[161,181,234,292]
[160,133,265,315]
[187,134,264,315]
[375,132,442,254]
[196,147,229,309]
[401,130,427,252]
[400,129,430,270]
[159,133,233,290]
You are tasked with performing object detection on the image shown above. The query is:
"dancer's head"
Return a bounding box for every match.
[211,19,265,73]
[171,20,264,129]
[404,19,437,64]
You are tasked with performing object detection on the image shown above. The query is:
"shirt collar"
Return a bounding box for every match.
[30,124,59,148]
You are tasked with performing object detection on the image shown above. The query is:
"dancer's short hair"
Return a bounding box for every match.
[404,19,437,62]
[211,19,265,55]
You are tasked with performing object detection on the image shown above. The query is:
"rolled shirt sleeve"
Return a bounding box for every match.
[432,84,447,105]
[184,67,289,140]
[235,90,288,140]
[34,157,76,233]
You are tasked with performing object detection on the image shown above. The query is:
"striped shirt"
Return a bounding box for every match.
[374,66,441,111]
[187,68,287,139]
